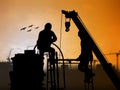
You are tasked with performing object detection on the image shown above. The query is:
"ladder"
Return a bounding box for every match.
[46,52,59,90]
[84,60,94,90]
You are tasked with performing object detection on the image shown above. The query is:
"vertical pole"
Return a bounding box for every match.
[56,52,59,89]
[116,54,118,71]
[47,58,49,90]
[90,61,94,90]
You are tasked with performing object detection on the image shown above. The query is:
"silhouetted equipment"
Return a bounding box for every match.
[9,50,45,90]
[62,10,120,90]
[64,17,71,32]
[93,60,98,69]
[46,52,59,90]
[52,43,66,89]
[9,43,65,90]
[84,60,94,90]
[105,51,120,71]
[65,22,70,32]
[45,43,65,90]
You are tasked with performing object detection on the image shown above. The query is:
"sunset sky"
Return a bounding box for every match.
[0,0,120,69]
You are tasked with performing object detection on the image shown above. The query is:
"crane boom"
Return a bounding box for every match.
[62,10,120,90]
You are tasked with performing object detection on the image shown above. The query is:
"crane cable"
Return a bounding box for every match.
[58,12,66,89]
[59,12,63,58]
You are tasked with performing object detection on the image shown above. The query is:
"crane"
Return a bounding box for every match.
[61,10,120,90]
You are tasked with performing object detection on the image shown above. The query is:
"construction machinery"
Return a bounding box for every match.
[9,10,120,90]
[9,44,65,90]
[61,10,120,90]
[9,50,45,90]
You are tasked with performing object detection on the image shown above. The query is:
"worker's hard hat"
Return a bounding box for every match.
[45,23,52,29]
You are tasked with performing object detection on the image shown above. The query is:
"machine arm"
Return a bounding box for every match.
[62,10,120,90]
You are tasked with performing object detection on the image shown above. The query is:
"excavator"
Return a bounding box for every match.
[61,10,120,90]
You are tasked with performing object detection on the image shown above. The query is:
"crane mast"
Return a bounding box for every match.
[62,10,120,90]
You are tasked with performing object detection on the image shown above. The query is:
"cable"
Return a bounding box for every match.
[59,13,63,58]
[52,43,66,89]
[58,13,66,88]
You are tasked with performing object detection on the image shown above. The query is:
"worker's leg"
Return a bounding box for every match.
[48,47,56,64]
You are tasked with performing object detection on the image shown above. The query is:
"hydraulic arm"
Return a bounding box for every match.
[62,10,120,90]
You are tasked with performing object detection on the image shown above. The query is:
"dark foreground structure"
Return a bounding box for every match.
[7,10,120,90]
[61,10,120,90]
[9,50,45,90]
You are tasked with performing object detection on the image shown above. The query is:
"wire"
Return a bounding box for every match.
[58,13,66,88]
[52,43,66,89]
[59,13,63,58]
[52,43,64,60]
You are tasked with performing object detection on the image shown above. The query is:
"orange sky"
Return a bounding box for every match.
[0,0,120,69]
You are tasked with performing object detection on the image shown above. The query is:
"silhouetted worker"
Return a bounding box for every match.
[37,23,57,61]
[77,30,95,82]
